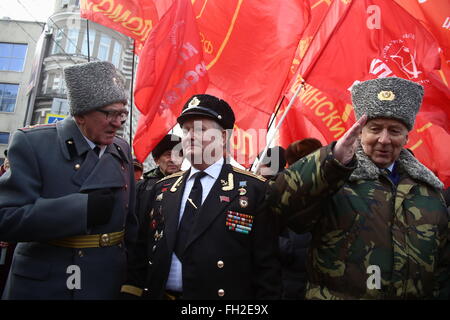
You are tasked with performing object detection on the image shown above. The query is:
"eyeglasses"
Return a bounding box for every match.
[97,109,129,123]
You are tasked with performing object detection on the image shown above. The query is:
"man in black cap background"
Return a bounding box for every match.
[135,134,182,223]
[122,94,281,299]
[133,158,144,182]
[255,146,286,179]
[0,61,138,299]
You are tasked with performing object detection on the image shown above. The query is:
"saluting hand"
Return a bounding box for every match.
[333,114,367,165]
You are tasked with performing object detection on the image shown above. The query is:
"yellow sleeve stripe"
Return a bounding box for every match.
[121,285,143,297]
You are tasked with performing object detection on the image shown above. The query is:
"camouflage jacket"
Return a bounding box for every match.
[268,143,449,299]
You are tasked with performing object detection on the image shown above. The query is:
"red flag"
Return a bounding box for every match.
[80,0,160,52]
[394,0,450,108]
[394,0,450,62]
[133,0,208,162]
[280,0,450,187]
[192,0,310,167]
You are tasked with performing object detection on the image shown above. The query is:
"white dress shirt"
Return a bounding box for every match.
[82,136,106,158]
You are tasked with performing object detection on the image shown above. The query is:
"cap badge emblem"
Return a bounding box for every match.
[188,97,201,108]
[377,90,395,101]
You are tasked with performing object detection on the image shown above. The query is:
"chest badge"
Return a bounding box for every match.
[221,173,234,191]
[239,196,249,208]
[170,176,184,192]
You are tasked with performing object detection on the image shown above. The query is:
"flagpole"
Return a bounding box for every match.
[129,40,136,147]
[267,96,285,134]
[252,80,305,174]
[249,96,284,172]
[86,20,90,62]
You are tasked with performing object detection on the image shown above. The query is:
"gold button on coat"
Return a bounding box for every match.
[74,164,80,170]
[218,289,225,297]
[217,260,224,268]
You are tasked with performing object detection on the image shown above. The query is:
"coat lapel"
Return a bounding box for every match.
[78,152,126,192]
[164,170,189,252]
[185,164,239,251]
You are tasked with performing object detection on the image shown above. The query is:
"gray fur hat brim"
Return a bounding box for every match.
[351,77,424,131]
[349,144,443,189]
[64,61,128,116]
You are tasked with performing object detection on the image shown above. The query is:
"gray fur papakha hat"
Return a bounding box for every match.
[351,77,424,131]
[64,61,128,116]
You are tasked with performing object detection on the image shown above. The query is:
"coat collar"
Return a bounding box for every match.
[349,144,443,189]
[56,116,128,163]
[57,117,91,160]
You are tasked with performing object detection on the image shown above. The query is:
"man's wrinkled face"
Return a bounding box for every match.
[75,102,128,146]
[361,118,409,168]
[181,118,225,166]
[156,150,182,175]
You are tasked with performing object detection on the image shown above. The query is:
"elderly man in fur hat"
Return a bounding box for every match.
[268,77,449,299]
[0,61,138,299]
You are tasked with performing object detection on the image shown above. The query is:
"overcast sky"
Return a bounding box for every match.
[0,0,55,22]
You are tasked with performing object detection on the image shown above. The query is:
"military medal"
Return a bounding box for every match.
[226,211,254,234]
[238,187,247,196]
[239,196,249,208]
[154,230,164,241]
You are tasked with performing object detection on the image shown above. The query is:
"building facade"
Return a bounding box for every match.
[31,0,134,128]
[1,0,154,170]
[0,19,44,165]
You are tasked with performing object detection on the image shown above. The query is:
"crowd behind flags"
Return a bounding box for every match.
[80,0,450,187]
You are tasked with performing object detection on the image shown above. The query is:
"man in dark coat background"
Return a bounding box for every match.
[135,134,182,222]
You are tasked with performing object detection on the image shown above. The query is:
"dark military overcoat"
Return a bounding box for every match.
[0,117,138,299]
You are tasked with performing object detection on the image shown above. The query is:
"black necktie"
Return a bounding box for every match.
[174,171,206,260]
[93,146,101,157]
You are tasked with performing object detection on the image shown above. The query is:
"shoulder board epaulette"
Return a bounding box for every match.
[19,123,56,131]
[232,166,266,182]
[158,170,185,183]
[114,135,127,143]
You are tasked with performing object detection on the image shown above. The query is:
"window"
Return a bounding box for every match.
[0,132,10,144]
[81,29,96,57]
[52,29,64,54]
[52,74,61,92]
[0,43,27,72]
[111,41,122,68]
[0,83,19,113]
[65,29,79,54]
[97,35,111,61]
[61,0,69,8]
